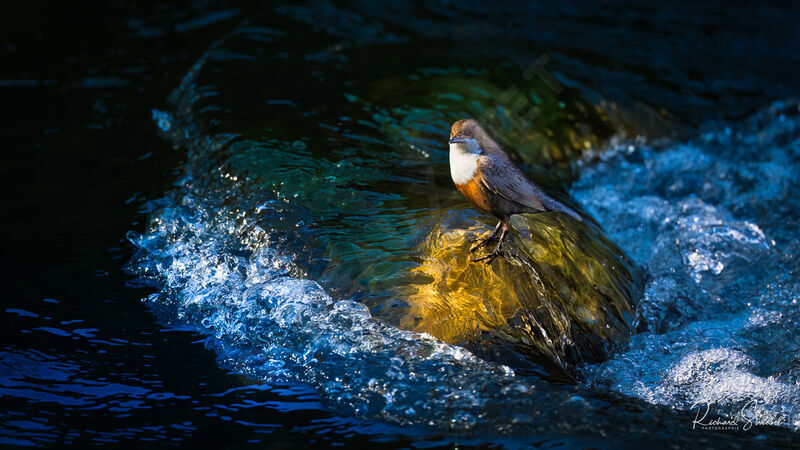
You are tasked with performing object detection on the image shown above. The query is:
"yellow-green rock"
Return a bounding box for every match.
[392,210,643,373]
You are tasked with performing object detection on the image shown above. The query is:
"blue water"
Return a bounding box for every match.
[4,1,800,448]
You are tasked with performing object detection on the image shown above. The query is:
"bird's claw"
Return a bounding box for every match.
[471,253,498,264]
[469,235,496,253]
[470,220,508,264]
[471,243,503,264]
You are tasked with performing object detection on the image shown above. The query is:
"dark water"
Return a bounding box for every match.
[3,1,800,448]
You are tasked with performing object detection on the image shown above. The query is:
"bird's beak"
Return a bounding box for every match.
[449,136,465,144]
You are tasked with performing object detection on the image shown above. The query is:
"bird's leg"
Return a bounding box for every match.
[469,220,503,253]
[472,220,510,264]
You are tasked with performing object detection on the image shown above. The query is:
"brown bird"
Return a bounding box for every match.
[448,119,582,263]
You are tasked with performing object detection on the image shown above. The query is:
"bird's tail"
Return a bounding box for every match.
[543,195,582,222]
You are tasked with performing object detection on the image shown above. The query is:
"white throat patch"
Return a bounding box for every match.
[449,138,481,185]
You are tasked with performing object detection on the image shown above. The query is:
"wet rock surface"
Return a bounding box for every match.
[399,210,643,375]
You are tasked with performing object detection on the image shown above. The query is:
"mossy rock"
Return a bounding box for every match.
[395,210,644,374]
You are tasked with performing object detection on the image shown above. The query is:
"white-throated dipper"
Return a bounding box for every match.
[448,119,582,264]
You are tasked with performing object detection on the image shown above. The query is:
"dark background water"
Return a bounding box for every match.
[1,1,399,447]
[2,0,800,447]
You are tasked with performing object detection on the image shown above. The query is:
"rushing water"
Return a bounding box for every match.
[123,5,800,447]
[4,1,800,447]
[576,101,800,428]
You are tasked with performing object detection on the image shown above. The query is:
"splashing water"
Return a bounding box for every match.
[576,101,800,429]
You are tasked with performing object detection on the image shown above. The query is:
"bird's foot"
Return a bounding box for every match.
[471,242,504,265]
[469,234,497,253]
[470,220,509,264]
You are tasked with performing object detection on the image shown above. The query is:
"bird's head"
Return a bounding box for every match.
[449,119,487,154]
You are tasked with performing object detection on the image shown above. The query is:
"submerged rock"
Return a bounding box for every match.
[395,210,644,375]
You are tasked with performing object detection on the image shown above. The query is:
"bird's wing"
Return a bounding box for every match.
[479,155,582,221]
[478,155,546,211]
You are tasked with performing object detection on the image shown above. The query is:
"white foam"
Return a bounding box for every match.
[574,106,800,430]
